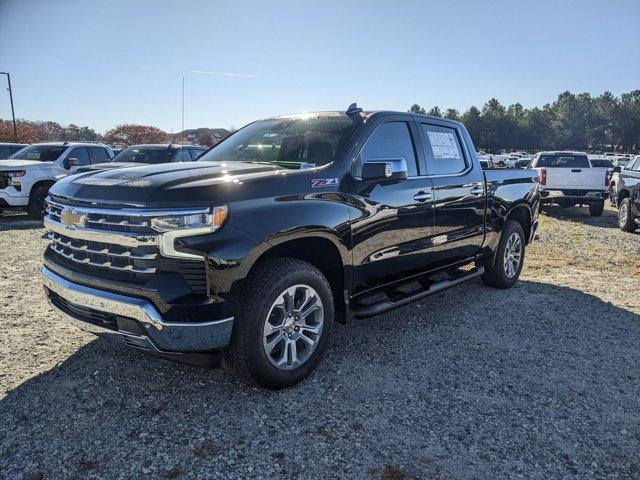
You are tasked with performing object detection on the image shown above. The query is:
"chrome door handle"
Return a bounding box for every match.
[413,191,432,202]
[469,186,484,195]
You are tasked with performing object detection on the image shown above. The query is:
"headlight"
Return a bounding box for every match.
[150,205,228,233]
[4,170,26,178]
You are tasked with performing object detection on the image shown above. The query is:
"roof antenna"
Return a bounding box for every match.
[345,102,363,116]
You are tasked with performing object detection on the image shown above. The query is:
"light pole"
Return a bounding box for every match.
[0,72,18,142]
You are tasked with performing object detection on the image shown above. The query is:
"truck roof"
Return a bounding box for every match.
[29,141,111,147]
[270,110,461,126]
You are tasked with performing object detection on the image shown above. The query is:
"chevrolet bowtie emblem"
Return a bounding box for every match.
[59,207,86,229]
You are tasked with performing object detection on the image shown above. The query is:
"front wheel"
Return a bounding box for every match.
[27,184,50,219]
[619,198,637,232]
[589,201,604,217]
[225,258,334,389]
[481,219,525,289]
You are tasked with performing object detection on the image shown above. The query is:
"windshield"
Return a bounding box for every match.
[590,159,614,168]
[8,145,67,162]
[196,114,362,169]
[112,146,175,164]
[536,154,590,168]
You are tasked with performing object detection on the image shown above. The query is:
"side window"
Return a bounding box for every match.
[189,148,205,160]
[89,147,110,163]
[356,122,418,177]
[420,124,466,175]
[633,159,640,172]
[0,146,11,158]
[67,147,91,166]
[176,149,191,161]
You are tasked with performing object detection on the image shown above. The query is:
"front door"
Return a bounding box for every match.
[346,116,435,290]
[417,120,485,267]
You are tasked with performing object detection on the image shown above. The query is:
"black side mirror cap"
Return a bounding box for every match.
[361,158,408,183]
[613,166,622,173]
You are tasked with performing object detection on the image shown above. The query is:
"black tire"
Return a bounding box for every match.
[618,198,637,232]
[27,183,51,219]
[589,201,604,217]
[481,219,525,289]
[225,257,334,389]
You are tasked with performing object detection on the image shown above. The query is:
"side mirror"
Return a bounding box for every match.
[64,157,79,169]
[361,158,408,183]
[613,166,622,173]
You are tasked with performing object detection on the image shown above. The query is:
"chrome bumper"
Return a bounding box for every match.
[42,267,233,353]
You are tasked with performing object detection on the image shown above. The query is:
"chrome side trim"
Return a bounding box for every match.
[42,267,234,351]
[44,217,158,248]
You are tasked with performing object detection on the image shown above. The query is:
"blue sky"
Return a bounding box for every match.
[0,0,638,133]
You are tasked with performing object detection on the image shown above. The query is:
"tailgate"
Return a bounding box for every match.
[544,167,606,190]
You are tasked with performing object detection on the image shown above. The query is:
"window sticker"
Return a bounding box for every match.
[427,131,461,160]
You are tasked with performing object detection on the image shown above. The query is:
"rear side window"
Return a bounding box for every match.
[189,148,205,159]
[420,124,466,175]
[176,149,191,161]
[536,154,589,168]
[89,147,110,163]
[589,159,614,168]
[0,146,11,158]
[355,122,418,177]
[68,147,91,166]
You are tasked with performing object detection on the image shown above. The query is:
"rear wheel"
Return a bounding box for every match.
[481,219,525,289]
[225,258,334,389]
[618,198,637,232]
[27,184,50,219]
[589,201,604,217]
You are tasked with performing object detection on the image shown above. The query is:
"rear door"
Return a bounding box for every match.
[621,158,640,196]
[348,115,435,287]
[417,120,485,265]
[537,154,605,190]
[88,146,110,164]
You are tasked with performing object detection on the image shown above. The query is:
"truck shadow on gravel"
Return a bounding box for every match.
[1,280,639,479]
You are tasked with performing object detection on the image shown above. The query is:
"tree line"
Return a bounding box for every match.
[0,120,221,147]
[3,89,638,152]
[411,89,640,153]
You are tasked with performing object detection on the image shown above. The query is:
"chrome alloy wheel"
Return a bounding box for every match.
[503,232,522,278]
[262,284,324,370]
[619,202,629,227]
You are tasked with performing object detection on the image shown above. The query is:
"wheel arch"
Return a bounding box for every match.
[505,203,532,244]
[245,233,350,324]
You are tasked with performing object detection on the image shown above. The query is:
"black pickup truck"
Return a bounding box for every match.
[42,106,540,388]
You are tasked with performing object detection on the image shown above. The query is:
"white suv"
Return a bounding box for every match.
[0,142,113,218]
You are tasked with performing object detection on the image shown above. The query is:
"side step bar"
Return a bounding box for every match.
[351,265,485,319]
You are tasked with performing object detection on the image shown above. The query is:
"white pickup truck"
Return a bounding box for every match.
[0,142,114,218]
[530,151,609,216]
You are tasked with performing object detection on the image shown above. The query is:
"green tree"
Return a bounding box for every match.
[408,104,426,114]
[444,108,460,121]
[427,106,442,117]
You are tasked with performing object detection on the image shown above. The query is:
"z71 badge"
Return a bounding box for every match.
[311,178,339,188]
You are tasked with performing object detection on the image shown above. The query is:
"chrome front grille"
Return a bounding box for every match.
[44,199,210,295]
[48,231,157,274]
[46,202,152,233]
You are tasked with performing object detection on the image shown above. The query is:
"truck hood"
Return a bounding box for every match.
[77,162,145,173]
[50,161,287,207]
[0,159,46,169]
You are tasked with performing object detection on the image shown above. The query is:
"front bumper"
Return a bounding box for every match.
[42,267,234,354]
[539,189,607,204]
[0,188,29,207]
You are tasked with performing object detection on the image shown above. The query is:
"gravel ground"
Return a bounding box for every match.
[0,204,638,480]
